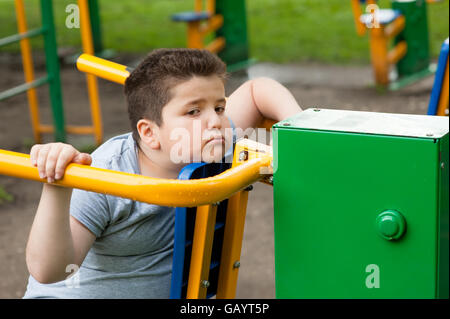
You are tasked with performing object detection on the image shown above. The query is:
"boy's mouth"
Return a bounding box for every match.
[206,135,225,145]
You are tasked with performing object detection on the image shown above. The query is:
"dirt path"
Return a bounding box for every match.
[0,53,434,298]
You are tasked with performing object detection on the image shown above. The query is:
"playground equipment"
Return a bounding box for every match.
[1,52,448,298]
[428,38,449,116]
[0,0,65,142]
[351,0,437,90]
[0,107,448,299]
[273,109,448,298]
[0,128,273,299]
[172,0,252,71]
[0,0,106,145]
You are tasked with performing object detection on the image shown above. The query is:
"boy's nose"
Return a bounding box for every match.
[206,109,222,130]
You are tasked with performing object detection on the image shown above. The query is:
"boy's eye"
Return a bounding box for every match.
[187,109,200,116]
[215,106,225,113]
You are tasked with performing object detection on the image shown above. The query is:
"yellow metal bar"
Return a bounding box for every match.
[437,58,449,116]
[204,37,225,54]
[384,15,405,39]
[0,143,272,207]
[76,54,130,85]
[199,14,224,36]
[216,138,273,299]
[216,188,250,299]
[351,0,366,36]
[186,204,218,299]
[260,118,277,131]
[187,22,204,49]
[387,41,407,65]
[14,0,42,143]
[206,0,216,15]
[369,26,390,86]
[39,124,96,135]
[78,0,103,145]
[194,0,203,12]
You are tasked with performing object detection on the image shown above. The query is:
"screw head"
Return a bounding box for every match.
[233,261,241,269]
[201,280,210,288]
[313,108,321,112]
[268,176,274,184]
[244,185,253,192]
[426,133,434,137]
[282,122,291,126]
[239,150,248,161]
[441,162,445,169]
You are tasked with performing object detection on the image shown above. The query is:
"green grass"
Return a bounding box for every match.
[0,185,13,204]
[0,0,448,64]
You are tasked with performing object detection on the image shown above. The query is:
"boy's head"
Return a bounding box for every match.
[124,48,231,165]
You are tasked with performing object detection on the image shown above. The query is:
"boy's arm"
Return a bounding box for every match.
[225,77,302,131]
[26,143,95,284]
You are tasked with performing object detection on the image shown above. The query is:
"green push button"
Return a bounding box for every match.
[375,210,406,241]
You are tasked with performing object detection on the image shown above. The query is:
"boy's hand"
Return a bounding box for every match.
[30,143,92,183]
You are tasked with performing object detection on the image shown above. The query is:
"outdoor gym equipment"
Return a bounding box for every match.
[0,53,448,299]
[428,38,449,116]
[351,0,437,90]
[273,109,448,298]
[172,0,252,71]
[0,0,65,142]
[0,0,107,145]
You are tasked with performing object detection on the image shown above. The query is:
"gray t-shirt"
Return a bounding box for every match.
[23,119,235,299]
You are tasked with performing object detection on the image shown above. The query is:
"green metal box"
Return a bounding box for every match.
[273,109,449,299]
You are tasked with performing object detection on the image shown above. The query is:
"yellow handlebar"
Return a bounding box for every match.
[0,141,272,207]
[76,53,131,85]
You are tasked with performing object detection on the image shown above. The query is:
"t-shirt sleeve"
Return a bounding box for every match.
[70,189,110,238]
[69,159,111,238]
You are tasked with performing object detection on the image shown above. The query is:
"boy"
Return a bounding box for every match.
[24,49,301,298]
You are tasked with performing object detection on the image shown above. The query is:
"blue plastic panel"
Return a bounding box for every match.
[172,11,211,22]
[428,38,449,115]
[170,162,231,299]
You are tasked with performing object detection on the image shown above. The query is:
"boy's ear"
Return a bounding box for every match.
[137,119,160,150]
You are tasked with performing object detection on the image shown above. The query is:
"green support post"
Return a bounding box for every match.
[40,0,66,142]
[215,0,254,72]
[88,0,103,55]
[273,109,449,299]
[390,0,435,90]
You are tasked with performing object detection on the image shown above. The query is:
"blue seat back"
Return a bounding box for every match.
[170,161,231,299]
[428,38,449,115]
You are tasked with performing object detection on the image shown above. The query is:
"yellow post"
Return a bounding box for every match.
[14,0,42,143]
[437,58,449,116]
[78,0,103,145]
[351,0,366,36]
[186,204,218,299]
[206,0,216,14]
[194,0,203,12]
[216,138,273,299]
[187,21,204,49]
[369,26,390,86]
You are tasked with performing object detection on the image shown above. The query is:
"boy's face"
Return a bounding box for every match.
[156,75,232,164]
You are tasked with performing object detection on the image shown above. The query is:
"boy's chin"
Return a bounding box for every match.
[201,145,226,163]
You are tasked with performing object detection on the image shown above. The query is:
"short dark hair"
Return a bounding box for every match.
[124,48,228,144]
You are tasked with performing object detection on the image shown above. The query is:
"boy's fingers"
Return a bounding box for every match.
[54,146,77,180]
[45,144,64,183]
[72,153,92,166]
[36,144,51,179]
[30,144,41,166]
